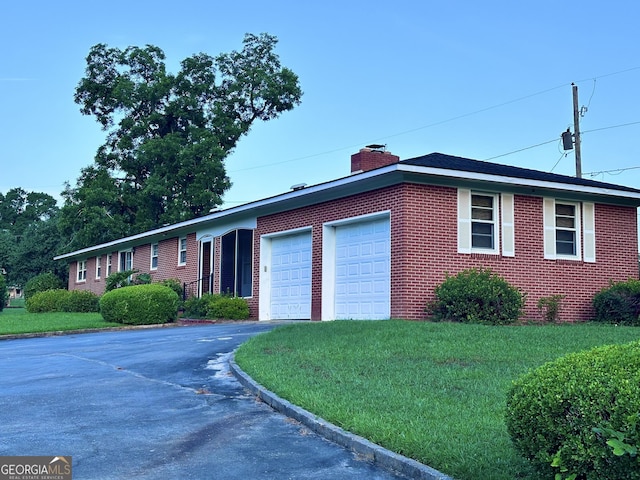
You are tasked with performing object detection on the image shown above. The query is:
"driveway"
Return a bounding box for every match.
[0,323,408,479]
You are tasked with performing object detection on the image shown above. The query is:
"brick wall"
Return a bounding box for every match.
[257,183,638,321]
[66,234,200,296]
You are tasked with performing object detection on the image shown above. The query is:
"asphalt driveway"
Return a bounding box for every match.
[0,323,409,479]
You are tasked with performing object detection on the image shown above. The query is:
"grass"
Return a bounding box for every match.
[235,320,640,480]
[0,307,121,335]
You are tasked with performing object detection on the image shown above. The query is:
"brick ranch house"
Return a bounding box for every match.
[55,148,640,322]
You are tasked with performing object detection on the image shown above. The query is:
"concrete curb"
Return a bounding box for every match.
[229,353,453,480]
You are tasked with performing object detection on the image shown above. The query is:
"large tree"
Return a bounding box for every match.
[0,188,63,287]
[62,33,302,250]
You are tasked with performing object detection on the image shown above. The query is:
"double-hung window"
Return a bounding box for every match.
[151,243,159,270]
[77,260,87,282]
[471,194,496,250]
[555,203,577,256]
[106,254,112,276]
[119,250,133,272]
[96,256,102,279]
[458,189,513,255]
[543,198,594,262]
[178,237,187,266]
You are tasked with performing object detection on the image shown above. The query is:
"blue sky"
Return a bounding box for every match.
[2,0,640,210]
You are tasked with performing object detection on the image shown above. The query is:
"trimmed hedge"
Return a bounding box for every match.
[183,293,250,320]
[427,268,524,325]
[207,295,250,320]
[99,284,179,325]
[592,278,640,325]
[505,341,640,479]
[25,289,100,313]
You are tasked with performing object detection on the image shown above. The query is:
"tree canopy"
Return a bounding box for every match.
[61,33,302,251]
[0,188,65,288]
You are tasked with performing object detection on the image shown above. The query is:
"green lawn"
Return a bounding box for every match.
[235,320,640,480]
[0,307,121,335]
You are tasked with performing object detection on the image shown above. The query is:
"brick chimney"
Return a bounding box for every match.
[351,147,400,174]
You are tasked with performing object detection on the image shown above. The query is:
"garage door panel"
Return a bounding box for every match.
[270,232,312,320]
[335,217,390,320]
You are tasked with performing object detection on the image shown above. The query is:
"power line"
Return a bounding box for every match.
[483,120,640,164]
[228,66,640,174]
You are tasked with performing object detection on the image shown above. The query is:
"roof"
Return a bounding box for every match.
[55,151,640,261]
[401,152,640,194]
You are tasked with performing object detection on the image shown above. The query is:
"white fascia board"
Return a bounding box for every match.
[54,167,395,261]
[397,164,640,201]
[56,161,639,262]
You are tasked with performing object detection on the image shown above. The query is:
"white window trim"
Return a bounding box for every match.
[458,189,501,255]
[119,249,133,272]
[106,254,112,276]
[95,255,102,280]
[178,237,187,266]
[543,198,583,261]
[150,243,159,271]
[77,260,87,282]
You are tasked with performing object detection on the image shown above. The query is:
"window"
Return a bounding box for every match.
[471,194,496,249]
[555,203,577,256]
[220,229,253,297]
[178,237,187,266]
[77,260,87,282]
[543,198,594,262]
[96,256,102,279]
[458,189,508,255]
[151,243,159,270]
[106,254,112,276]
[119,250,133,272]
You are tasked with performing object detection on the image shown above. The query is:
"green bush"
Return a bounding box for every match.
[183,293,250,320]
[505,341,640,479]
[26,289,100,313]
[158,278,183,299]
[426,268,524,325]
[0,274,7,312]
[99,284,179,325]
[62,290,100,313]
[592,279,640,325]
[183,294,210,318]
[206,295,250,320]
[24,272,64,300]
[26,289,70,312]
[537,294,565,323]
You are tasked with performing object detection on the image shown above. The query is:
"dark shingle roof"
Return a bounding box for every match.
[401,152,640,194]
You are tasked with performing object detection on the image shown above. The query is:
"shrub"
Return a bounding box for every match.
[537,294,565,323]
[133,273,152,285]
[62,290,100,313]
[0,274,7,312]
[26,289,100,313]
[24,272,64,300]
[104,269,137,292]
[26,289,70,312]
[183,294,210,318]
[158,278,183,299]
[505,341,640,479]
[426,268,524,325]
[592,279,640,325]
[99,284,179,325]
[206,295,250,320]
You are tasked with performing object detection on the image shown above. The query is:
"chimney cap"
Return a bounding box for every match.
[365,144,386,152]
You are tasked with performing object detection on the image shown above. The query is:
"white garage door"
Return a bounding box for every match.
[335,217,390,320]
[270,232,312,319]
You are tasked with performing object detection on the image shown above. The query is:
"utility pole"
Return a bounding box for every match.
[572,83,582,178]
